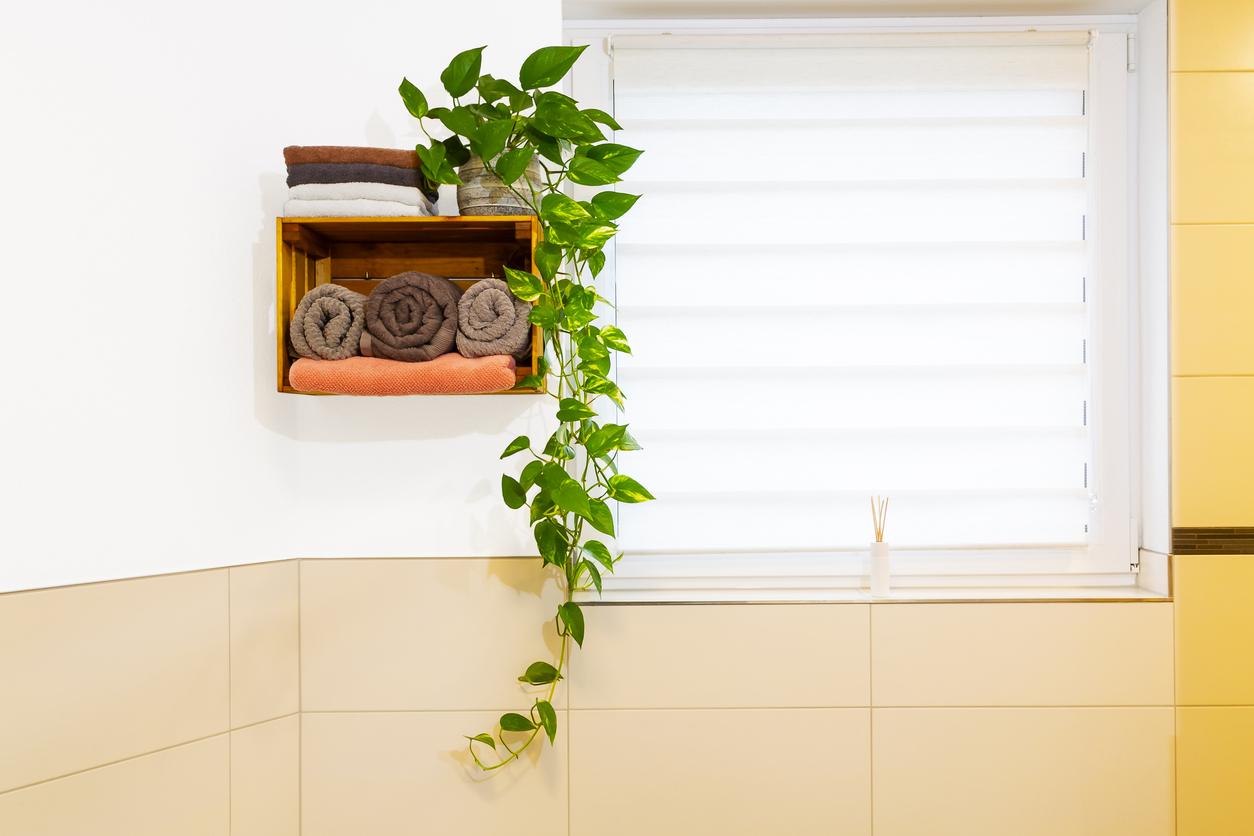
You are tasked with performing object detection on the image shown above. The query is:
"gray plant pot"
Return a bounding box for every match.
[457,154,543,216]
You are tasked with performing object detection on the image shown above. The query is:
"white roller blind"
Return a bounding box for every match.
[609,32,1094,557]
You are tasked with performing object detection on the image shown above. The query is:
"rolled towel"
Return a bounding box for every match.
[282,198,433,218]
[284,145,418,169]
[362,271,464,362]
[289,354,517,396]
[289,182,432,207]
[289,284,368,361]
[456,278,533,361]
[287,162,427,192]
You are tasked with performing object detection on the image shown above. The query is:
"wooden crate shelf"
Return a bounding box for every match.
[276,216,544,395]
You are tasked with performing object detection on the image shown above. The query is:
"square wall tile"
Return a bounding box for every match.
[0,735,229,836]
[1172,224,1254,376]
[0,570,229,792]
[1172,376,1254,526]
[1175,554,1254,705]
[569,708,871,836]
[231,716,299,836]
[1170,0,1254,71]
[300,558,566,711]
[1171,73,1254,224]
[230,561,299,728]
[571,604,869,708]
[301,711,567,836]
[1178,706,1254,835]
[871,603,1174,706]
[872,708,1175,836]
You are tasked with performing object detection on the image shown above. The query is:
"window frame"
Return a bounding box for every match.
[564,15,1157,600]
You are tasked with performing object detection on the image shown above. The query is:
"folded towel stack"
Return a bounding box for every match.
[282,146,439,217]
[287,271,533,395]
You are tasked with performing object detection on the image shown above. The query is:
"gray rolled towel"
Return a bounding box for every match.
[290,284,368,361]
[362,271,464,362]
[455,279,533,361]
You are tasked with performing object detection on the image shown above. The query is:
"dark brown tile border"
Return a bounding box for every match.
[1173,527,1254,554]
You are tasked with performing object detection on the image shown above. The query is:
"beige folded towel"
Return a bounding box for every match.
[282,198,434,218]
[289,182,433,208]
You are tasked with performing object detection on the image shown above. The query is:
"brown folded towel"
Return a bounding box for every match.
[284,145,417,169]
[362,271,464,362]
[286,162,423,190]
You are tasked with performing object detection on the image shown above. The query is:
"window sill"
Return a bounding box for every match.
[580,585,1170,605]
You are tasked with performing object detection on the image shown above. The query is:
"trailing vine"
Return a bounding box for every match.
[399,44,653,769]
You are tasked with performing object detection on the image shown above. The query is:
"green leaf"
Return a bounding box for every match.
[540,193,592,225]
[581,352,611,377]
[441,46,486,98]
[584,375,623,408]
[567,155,621,186]
[582,108,623,131]
[552,481,593,520]
[534,90,579,108]
[535,461,569,490]
[587,143,644,176]
[470,118,514,161]
[501,435,531,458]
[466,733,497,749]
[530,489,555,524]
[398,78,428,119]
[496,146,535,186]
[581,558,603,594]
[518,374,544,389]
[586,498,615,536]
[523,125,565,165]
[534,519,567,564]
[533,242,563,282]
[518,661,562,685]
[607,474,655,503]
[599,325,632,354]
[503,265,544,301]
[533,99,605,143]
[582,540,615,571]
[619,429,643,451]
[542,434,575,461]
[439,134,471,167]
[574,222,616,249]
[520,460,544,490]
[556,398,596,422]
[590,191,641,220]
[413,141,445,177]
[501,475,526,509]
[536,700,558,743]
[584,424,627,458]
[587,250,606,277]
[500,712,537,732]
[558,601,585,647]
[519,44,589,89]
[528,304,562,330]
[477,74,524,104]
[437,105,478,137]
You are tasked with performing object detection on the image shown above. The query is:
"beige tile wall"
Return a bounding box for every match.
[0,560,1181,835]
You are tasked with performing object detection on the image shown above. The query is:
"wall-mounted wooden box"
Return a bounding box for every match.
[275,216,543,395]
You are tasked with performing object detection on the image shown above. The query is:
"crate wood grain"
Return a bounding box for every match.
[275,216,544,395]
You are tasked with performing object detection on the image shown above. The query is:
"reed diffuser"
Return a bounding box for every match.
[870,496,890,597]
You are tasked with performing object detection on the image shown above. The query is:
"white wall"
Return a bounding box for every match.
[0,0,562,592]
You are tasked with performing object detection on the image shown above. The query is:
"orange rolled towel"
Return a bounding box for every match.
[289,354,517,396]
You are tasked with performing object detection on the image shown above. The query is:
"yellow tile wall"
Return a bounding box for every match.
[1171,2,1254,834]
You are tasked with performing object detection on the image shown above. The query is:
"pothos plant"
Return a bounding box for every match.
[398,44,653,770]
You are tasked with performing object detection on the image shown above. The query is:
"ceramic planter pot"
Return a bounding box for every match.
[457,154,543,216]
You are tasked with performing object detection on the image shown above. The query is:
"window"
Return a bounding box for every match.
[566,20,1143,600]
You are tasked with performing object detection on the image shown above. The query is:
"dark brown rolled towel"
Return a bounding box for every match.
[290,284,368,361]
[284,145,418,169]
[362,271,464,362]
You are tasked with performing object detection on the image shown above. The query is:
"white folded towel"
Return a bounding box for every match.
[282,198,435,218]
[288,181,433,208]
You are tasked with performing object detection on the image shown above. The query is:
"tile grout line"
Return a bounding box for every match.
[298,559,304,836]
[228,570,232,836]
[0,718,294,800]
[868,602,874,836]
